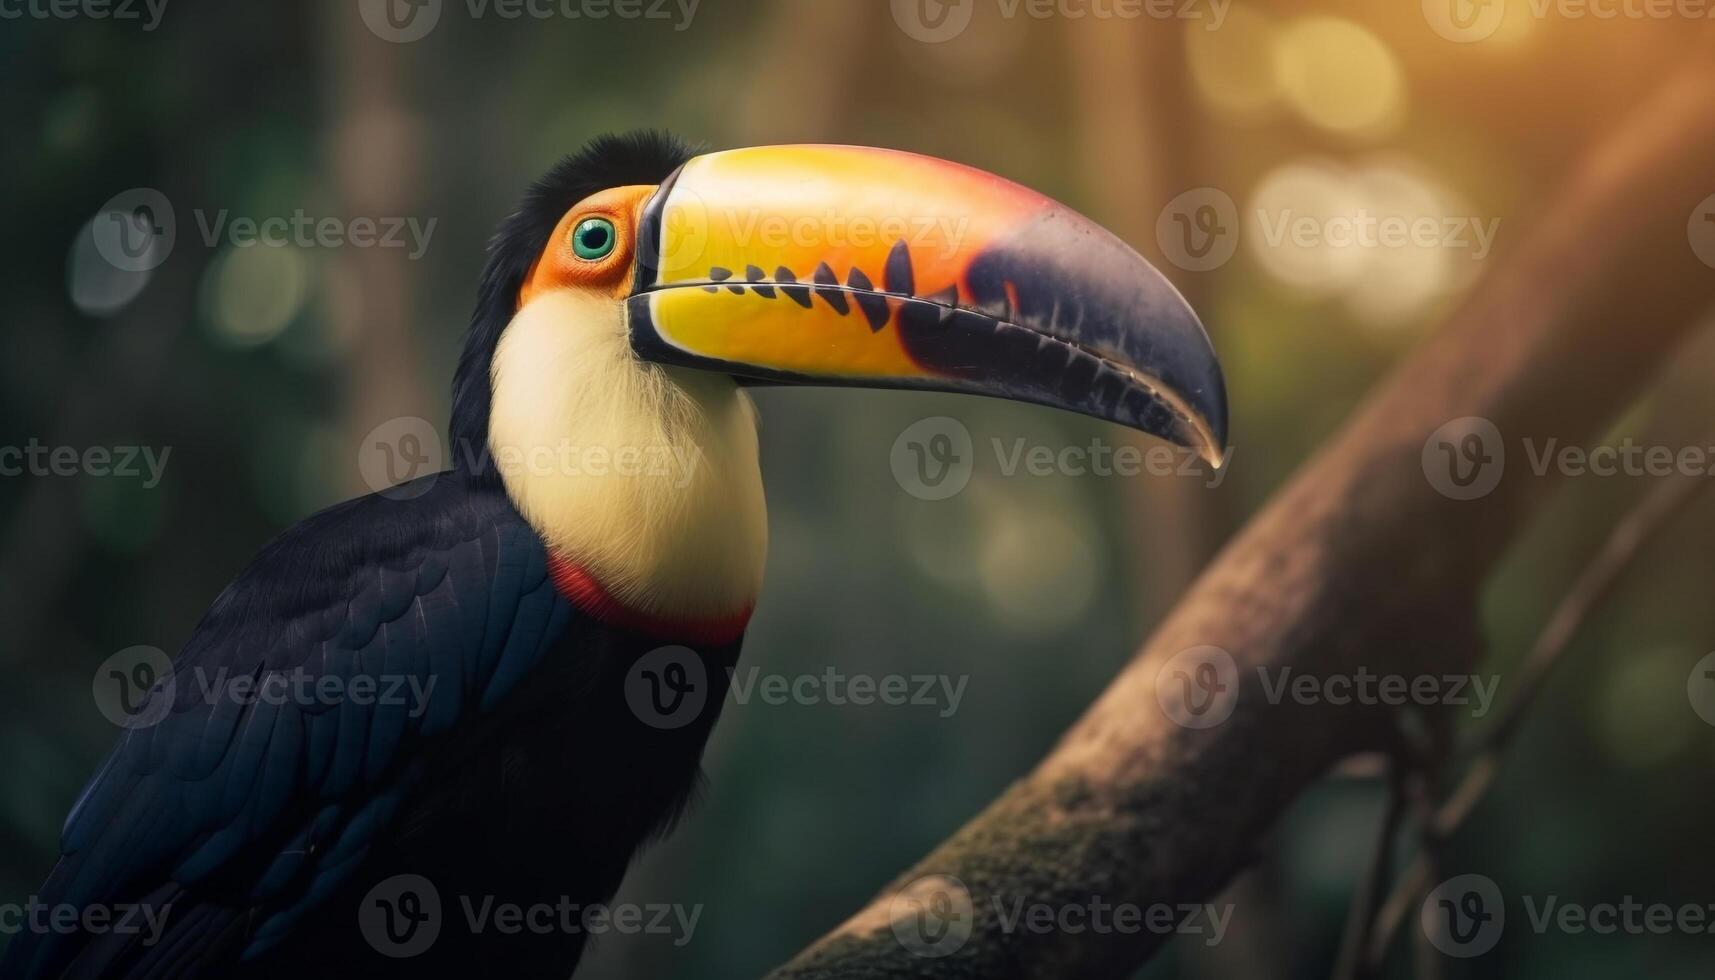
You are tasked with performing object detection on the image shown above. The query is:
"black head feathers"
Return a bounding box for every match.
[449,130,696,473]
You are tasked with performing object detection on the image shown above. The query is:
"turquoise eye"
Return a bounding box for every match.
[571,217,617,260]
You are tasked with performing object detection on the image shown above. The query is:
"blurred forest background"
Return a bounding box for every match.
[4,1,1715,977]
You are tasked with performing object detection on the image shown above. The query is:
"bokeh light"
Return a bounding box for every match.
[1246,159,1368,296]
[1247,156,1488,327]
[1595,647,1700,769]
[1273,17,1406,138]
[1187,3,1282,117]
[974,484,1100,636]
[65,217,153,317]
[199,244,310,348]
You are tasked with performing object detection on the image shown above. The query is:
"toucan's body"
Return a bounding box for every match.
[16,470,736,978]
[2,132,1226,978]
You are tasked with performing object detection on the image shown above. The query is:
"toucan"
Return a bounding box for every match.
[2,131,1227,978]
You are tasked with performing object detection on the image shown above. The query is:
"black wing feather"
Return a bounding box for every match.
[2,471,573,979]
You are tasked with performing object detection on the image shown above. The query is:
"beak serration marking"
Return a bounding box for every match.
[884,240,915,296]
[811,263,849,315]
[692,240,1056,346]
[698,239,937,332]
[775,266,812,308]
[844,267,890,331]
[745,265,775,299]
[708,266,745,295]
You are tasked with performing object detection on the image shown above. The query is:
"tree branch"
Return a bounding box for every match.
[766,55,1715,980]
[1364,459,1715,967]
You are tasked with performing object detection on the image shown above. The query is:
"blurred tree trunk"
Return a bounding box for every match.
[733,0,873,144]
[1064,21,1225,629]
[322,1,430,497]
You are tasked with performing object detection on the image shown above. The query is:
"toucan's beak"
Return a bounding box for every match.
[626,145,1228,464]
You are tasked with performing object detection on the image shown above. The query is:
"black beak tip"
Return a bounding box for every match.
[1191,374,1230,467]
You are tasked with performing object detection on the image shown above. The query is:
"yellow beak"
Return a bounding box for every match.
[626,144,1227,463]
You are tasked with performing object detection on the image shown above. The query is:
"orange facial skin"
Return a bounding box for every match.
[517,184,658,307]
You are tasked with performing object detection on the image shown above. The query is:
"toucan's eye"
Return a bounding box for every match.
[571,217,617,260]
